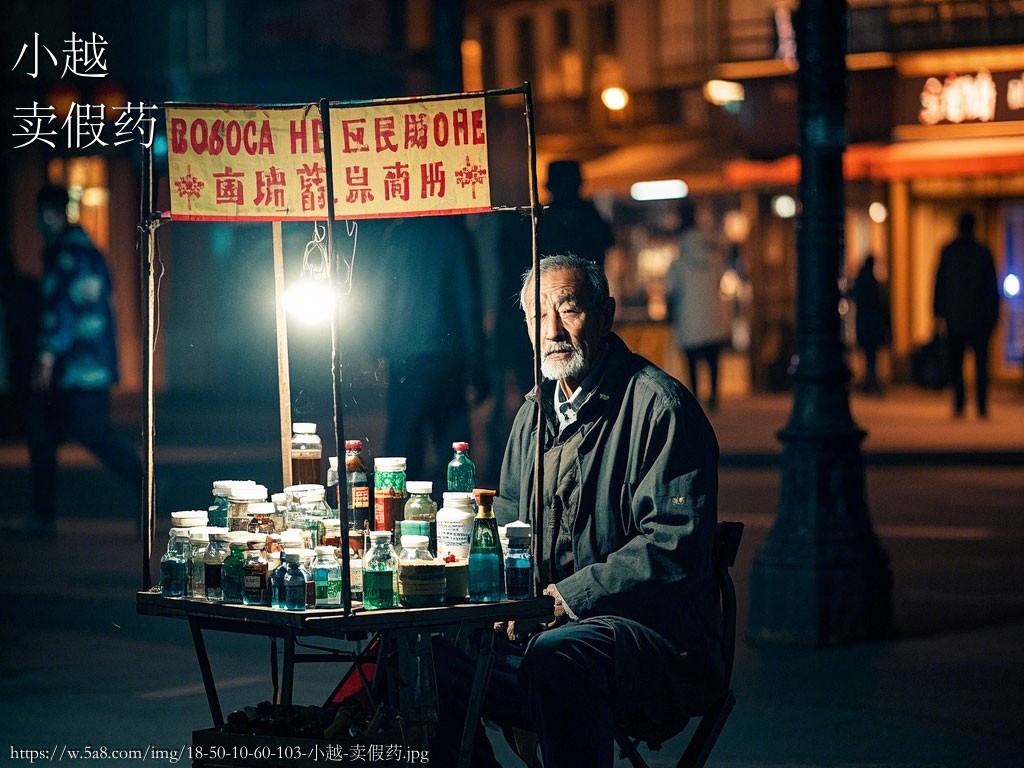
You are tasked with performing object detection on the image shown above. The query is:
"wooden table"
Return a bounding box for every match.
[137,591,554,768]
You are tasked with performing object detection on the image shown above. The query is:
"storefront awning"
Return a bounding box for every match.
[579,140,730,197]
[725,135,1024,188]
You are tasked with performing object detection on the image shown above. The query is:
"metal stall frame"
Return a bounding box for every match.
[139,83,545,611]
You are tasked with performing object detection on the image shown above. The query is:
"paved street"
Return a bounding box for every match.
[1,383,1022,767]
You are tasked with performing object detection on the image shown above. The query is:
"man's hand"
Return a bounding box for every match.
[32,353,54,391]
[494,584,571,642]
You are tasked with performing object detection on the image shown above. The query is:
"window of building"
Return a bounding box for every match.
[515,16,536,84]
[480,20,497,88]
[555,9,572,49]
[589,2,617,55]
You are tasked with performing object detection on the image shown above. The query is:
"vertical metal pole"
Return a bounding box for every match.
[523,82,544,597]
[140,142,156,591]
[319,99,352,614]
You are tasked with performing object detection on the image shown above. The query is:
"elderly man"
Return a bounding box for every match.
[431,253,724,768]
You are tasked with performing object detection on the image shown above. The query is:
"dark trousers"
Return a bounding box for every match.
[385,354,471,493]
[946,330,992,415]
[27,388,143,522]
[430,618,722,768]
[684,343,722,410]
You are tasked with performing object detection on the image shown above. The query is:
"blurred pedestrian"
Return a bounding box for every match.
[537,160,614,271]
[4,184,142,539]
[0,246,40,438]
[851,253,889,394]
[377,215,489,493]
[665,198,730,412]
[933,211,1000,418]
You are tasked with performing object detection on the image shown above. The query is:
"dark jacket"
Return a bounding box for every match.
[933,235,1000,336]
[495,333,722,660]
[852,261,889,349]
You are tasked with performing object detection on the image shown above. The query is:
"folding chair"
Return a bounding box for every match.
[503,521,744,768]
[615,520,744,768]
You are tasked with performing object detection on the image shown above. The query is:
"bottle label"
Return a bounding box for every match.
[350,485,370,509]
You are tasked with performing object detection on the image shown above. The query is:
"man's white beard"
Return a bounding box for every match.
[541,341,588,382]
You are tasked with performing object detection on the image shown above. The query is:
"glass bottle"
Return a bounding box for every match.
[362,531,398,610]
[290,422,322,486]
[270,550,289,608]
[350,547,363,602]
[270,492,288,534]
[344,440,371,553]
[242,548,271,606]
[504,521,533,600]
[446,442,476,493]
[203,532,232,602]
[208,480,255,529]
[160,527,190,597]
[313,546,343,608]
[246,501,277,534]
[373,457,406,536]
[282,550,310,611]
[436,492,475,561]
[398,534,445,608]
[227,484,268,532]
[221,537,249,604]
[468,489,504,602]
[404,481,438,555]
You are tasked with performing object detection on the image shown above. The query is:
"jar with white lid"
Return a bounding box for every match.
[228,484,268,532]
[398,534,445,608]
[436,492,474,560]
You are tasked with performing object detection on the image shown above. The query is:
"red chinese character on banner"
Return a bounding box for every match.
[340,118,369,153]
[383,161,410,202]
[213,166,244,205]
[254,166,286,207]
[420,161,446,199]
[403,113,428,149]
[297,162,325,212]
[374,116,398,152]
[454,155,488,199]
[344,166,374,204]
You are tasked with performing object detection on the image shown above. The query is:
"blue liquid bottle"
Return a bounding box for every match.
[160,528,190,597]
[504,522,533,600]
[282,550,309,611]
[468,489,504,602]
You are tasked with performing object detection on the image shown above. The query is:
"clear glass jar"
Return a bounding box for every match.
[398,534,445,608]
[245,501,277,534]
[312,546,342,607]
[282,550,311,611]
[209,480,255,528]
[373,457,406,536]
[362,531,398,610]
[203,532,232,602]
[286,488,330,549]
[160,527,190,597]
[404,481,438,555]
[504,522,533,600]
[270,492,288,534]
[446,441,476,493]
[227,484,268,532]
[436,492,475,561]
[290,422,322,486]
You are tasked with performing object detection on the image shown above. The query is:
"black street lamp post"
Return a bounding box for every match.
[747,0,893,646]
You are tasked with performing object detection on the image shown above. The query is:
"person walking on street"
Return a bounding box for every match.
[933,211,1000,418]
[665,198,731,412]
[537,159,614,271]
[852,253,890,394]
[4,184,142,539]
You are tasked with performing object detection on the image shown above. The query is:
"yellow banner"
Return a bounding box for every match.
[329,96,491,218]
[165,96,493,221]
[166,106,327,221]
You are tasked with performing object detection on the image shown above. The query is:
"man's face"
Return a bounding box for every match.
[524,266,613,390]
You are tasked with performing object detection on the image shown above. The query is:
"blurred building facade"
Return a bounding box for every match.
[463,0,1024,391]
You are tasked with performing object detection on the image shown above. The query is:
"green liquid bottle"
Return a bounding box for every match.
[363,531,398,610]
[447,442,476,493]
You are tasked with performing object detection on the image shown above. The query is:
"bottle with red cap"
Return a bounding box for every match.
[446,441,476,493]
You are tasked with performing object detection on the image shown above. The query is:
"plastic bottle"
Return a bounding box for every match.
[290,423,322,486]
[160,528,190,597]
[282,550,310,611]
[373,457,406,536]
[468,489,504,602]
[404,481,438,555]
[504,521,533,600]
[398,534,445,607]
[313,546,343,607]
[446,442,476,493]
[362,531,398,610]
[436,492,475,560]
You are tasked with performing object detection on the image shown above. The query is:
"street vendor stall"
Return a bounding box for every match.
[135,85,554,767]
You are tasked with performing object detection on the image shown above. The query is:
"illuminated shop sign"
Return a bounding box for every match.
[903,69,1024,126]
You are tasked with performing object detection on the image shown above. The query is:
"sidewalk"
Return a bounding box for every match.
[0,383,1021,767]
